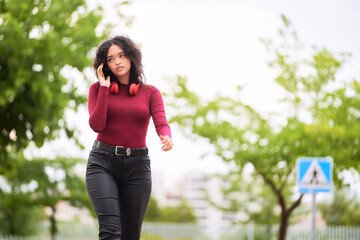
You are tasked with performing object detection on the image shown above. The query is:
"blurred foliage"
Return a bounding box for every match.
[161,201,197,223]
[206,169,309,239]
[140,234,192,240]
[0,156,93,236]
[319,186,360,225]
[207,171,281,225]
[144,197,197,223]
[0,193,44,236]
[0,0,111,173]
[141,234,164,240]
[144,196,162,222]
[165,15,360,240]
[0,0,131,237]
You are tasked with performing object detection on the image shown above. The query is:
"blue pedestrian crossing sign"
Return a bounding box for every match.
[297,157,333,193]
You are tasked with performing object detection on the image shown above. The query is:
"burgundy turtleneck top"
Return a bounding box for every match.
[88,82,171,148]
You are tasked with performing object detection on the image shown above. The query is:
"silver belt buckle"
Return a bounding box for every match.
[126,147,131,156]
[115,146,131,156]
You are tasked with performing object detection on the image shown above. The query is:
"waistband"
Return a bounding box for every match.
[93,140,148,157]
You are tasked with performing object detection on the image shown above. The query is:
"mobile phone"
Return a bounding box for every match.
[99,64,105,79]
[99,64,112,80]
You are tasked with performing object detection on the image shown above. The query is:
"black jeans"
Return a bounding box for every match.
[86,144,152,240]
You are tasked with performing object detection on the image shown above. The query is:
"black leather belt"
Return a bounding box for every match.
[93,140,148,157]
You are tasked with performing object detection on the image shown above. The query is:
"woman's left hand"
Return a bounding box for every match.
[160,135,173,151]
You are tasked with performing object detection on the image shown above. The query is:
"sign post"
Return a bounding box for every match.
[297,157,333,240]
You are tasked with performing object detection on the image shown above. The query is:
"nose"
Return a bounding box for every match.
[115,57,122,65]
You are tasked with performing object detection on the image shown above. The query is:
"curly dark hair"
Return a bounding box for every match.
[93,35,145,85]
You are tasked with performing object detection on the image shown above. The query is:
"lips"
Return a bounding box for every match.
[116,66,124,71]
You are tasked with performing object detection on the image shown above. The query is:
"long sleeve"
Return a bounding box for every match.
[150,87,172,138]
[88,83,170,148]
[88,82,109,133]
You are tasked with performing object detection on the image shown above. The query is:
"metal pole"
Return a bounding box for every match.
[312,192,316,240]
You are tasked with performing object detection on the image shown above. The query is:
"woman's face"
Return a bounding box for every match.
[106,44,131,82]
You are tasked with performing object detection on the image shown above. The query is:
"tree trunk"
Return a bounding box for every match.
[278,194,304,240]
[278,211,289,240]
[259,172,304,240]
[50,205,57,240]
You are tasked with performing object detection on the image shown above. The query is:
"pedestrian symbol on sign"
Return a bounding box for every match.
[300,160,328,187]
[296,156,333,240]
[297,157,332,193]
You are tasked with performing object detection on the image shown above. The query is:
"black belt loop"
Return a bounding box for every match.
[93,140,148,157]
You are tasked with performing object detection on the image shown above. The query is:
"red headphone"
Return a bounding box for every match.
[100,65,140,96]
[110,82,140,95]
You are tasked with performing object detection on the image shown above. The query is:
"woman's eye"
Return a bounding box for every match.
[108,58,113,62]
[120,54,125,58]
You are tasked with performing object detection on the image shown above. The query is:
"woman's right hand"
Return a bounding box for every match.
[97,64,110,87]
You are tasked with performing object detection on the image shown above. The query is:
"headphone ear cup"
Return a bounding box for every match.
[129,83,140,96]
[110,82,119,94]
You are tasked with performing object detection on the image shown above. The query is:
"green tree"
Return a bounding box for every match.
[144,197,197,223]
[319,186,360,225]
[144,197,162,222]
[207,171,280,226]
[0,191,44,236]
[161,200,197,223]
[165,15,360,240]
[0,0,110,173]
[0,156,93,237]
[0,0,131,236]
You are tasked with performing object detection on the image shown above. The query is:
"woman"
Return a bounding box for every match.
[86,35,173,240]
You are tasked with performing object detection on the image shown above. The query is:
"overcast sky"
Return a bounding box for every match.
[26,0,360,190]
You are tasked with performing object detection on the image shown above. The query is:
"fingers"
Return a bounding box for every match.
[97,64,104,80]
[97,64,110,87]
[160,135,173,151]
